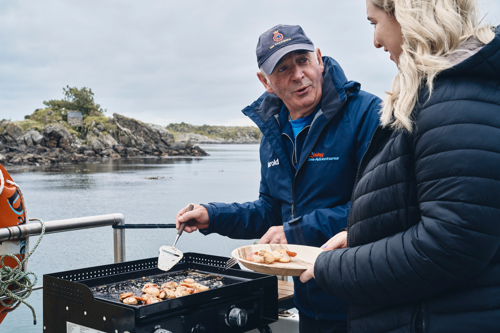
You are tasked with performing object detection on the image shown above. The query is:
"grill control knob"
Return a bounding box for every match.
[228,308,248,327]
[153,329,172,333]
[191,323,207,332]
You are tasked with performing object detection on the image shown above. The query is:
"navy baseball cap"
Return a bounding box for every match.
[256,24,315,75]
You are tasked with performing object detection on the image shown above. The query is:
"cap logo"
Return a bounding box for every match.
[273,30,284,42]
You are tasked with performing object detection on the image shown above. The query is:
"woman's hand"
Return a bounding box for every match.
[300,231,348,283]
[321,230,347,251]
[300,265,315,283]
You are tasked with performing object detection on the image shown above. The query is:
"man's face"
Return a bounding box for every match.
[258,49,324,118]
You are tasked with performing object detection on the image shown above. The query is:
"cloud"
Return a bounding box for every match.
[0,0,498,125]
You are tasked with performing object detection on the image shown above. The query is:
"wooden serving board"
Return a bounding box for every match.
[231,244,323,276]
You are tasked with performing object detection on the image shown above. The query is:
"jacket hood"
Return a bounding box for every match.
[443,25,500,79]
[242,56,360,126]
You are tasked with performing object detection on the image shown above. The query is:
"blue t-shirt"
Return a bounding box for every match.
[281,106,318,168]
[290,112,315,138]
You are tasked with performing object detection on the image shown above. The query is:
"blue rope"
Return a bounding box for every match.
[0,218,45,325]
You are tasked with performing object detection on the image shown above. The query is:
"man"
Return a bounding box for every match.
[176,24,381,332]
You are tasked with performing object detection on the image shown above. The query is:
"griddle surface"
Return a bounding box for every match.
[90,269,245,305]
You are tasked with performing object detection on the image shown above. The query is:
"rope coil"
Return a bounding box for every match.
[0,176,45,325]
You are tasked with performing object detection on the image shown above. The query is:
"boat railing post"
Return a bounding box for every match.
[113,214,126,263]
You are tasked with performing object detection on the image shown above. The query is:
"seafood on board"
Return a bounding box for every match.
[119,278,210,305]
[245,249,297,264]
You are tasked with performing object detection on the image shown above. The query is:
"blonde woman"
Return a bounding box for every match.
[300,0,500,332]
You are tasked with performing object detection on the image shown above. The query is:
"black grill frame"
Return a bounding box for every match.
[43,253,278,332]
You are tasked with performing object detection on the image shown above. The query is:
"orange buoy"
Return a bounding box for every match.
[0,163,28,324]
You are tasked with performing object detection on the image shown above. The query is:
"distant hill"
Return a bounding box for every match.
[166,122,261,144]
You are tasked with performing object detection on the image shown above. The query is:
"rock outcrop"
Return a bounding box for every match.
[0,114,207,167]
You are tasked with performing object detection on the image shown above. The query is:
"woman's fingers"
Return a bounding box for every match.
[300,265,315,283]
[321,231,347,251]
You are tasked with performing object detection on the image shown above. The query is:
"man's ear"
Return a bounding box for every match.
[316,48,324,73]
[257,72,274,94]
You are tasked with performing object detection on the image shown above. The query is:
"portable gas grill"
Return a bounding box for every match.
[43,253,278,333]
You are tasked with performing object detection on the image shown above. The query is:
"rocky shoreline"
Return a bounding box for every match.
[0,113,208,167]
[0,142,207,167]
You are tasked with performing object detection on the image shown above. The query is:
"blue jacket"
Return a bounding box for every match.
[314,28,500,332]
[202,57,381,320]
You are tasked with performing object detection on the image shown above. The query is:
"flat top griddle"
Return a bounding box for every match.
[90,268,246,306]
[45,253,278,320]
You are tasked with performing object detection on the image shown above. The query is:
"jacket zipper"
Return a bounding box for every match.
[290,124,312,218]
[294,125,311,168]
[282,124,310,219]
[281,132,297,218]
[281,132,298,171]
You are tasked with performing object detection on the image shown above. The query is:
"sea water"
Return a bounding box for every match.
[1,144,261,332]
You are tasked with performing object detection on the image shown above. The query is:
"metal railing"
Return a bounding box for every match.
[0,213,126,263]
[0,214,126,302]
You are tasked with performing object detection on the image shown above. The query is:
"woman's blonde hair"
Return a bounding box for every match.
[372,0,495,132]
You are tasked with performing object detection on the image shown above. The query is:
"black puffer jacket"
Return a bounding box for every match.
[314,27,500,333]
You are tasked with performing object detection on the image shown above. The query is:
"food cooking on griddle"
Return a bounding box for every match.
[119,279,210,305]
[119,292,138,305]
[161,281,178,289]
[246,249,297,264]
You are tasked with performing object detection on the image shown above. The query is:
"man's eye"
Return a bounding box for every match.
[299,57,308,63]
[277,66,287,72]
[370,22,375,26]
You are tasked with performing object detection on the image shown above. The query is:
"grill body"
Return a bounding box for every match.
[44,253,278,333]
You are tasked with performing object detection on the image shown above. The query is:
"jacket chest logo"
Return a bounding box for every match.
[308,152,339,162]
[268,158,279,168]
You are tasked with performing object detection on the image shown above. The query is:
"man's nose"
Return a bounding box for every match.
[291,66,304,81]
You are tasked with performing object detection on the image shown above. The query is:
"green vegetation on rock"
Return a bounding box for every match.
[30,108,63,124]
[21,108,78,135]
[13,119,44,132]
[43,86,106,118]
[1,86,109,139]
[0,121,8,135]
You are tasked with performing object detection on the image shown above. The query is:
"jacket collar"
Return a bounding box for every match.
[441,25,500,79]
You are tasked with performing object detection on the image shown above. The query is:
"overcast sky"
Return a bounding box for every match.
[1,1,499,126]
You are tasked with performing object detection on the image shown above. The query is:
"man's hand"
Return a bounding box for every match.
[258,226,288,244]
[175,203,209,233]
[300,265,315,283]
[321,230,347,251]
